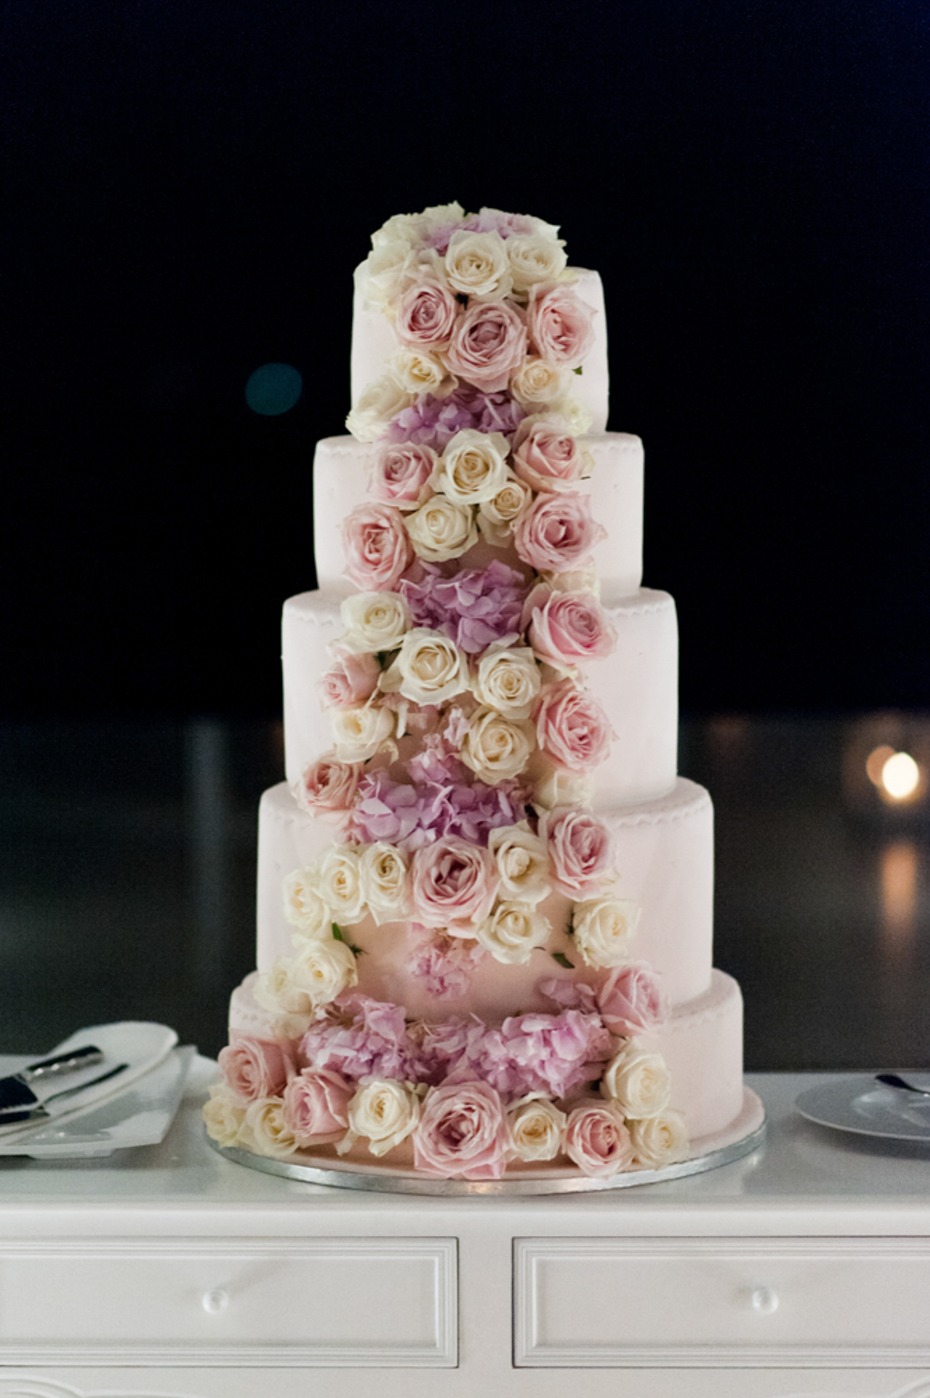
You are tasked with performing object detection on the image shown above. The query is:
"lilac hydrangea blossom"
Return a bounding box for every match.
[400,561,526,655]
[385,387,525,450]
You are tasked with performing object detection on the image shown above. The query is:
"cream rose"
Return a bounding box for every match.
[572,895,641,968]
[287,935,359,1009]
[505,1093,567,1162]
[360,841,411,923]
[242,1096,299,1158]
[472,645,541,719]
[476,900,552,965]
[310,847,366,925]
[405,496,478,562]
[601,1048,672,1119]
[337,1078,422,1158]
[345,374,412,443]
[435,429,511,505]
[476,475,533,547]
[203,1083,247,1148]
[461,705,536,785]
[282,867,332,938]
[444,229,512,300]
[507,233,568,294]
[379,628,470,707]
[330,702,399,762]
[510,356,570,410]
[530,758,595,811]
[390,346,451,396]
[488,823,550,904]
[340,591,411,653]
[629,1109,689,1167]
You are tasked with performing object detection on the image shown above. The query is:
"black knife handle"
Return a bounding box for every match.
[24,1044,104,1082]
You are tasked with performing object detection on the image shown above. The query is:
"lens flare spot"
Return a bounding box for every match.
[245,363,303,416]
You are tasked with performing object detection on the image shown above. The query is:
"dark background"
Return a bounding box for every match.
[3,0,927,720]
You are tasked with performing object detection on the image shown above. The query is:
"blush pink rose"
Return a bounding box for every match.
[528,589,616,668]
[445,300,528,393]
[342,503,413,591]
[542,807,617,898]
[512,418,585,492]
[395,278,461,349]
[295,756,361,816]
[527,283,595,366]
[219,1036,296,1103]
[319,648,381,708]
[409,835,499,930]
[564,1099,635,1178]
[282,1066,353,1147]
[414,1079,507,1179]
[596,962,670,1037]
[512,492,606,574]
[535,679,614,772]
[371,441,438,508]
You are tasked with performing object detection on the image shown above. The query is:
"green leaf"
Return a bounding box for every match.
[551,951,574,970]
[332,922,364,956]
[573,365,584,376]
[331,923,345,942]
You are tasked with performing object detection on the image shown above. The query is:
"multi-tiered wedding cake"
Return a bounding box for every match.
[205,204,752,1185]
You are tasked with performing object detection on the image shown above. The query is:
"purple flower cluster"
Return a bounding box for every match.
[407,932,486,1000]
[299,995,421,1084]
[422,210,542,255]
[400,561,526,655]
[385,386,525,451]
[349,765,526,850]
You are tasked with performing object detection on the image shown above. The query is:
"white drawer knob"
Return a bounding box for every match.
[751,1285,779,1315]
[202,1287,230,1314]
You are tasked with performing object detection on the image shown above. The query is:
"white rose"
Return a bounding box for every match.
[287,935,359,1009]
[549,394,593,436]
[472,645,541,719]
[355,240,412,310]
[336,1078,422,1158]
[254,958,316,1031]
[370,212,423,250]
[488,823,550,904]
[340,591,410,653]
[241,1096,299,1158]
[510,356,571,409]
[360,842,410,923]
[506,1093,567,1162]
[379,628,470,706]
[507,233,568,294]
[476,900,551,965]
[282,867,332,938]
[330,702,399,762]
[601,1047,672,1119]
[572,895,641,968]
[420,200,465,231]
[444,229,512,300]
[203,1083,247,1148]
[531,758,595,810]
[629,1109,689,1166]
[541,564,601,597]
[406,496,478,562]
[477,476,533,546]
[312,847,366,925]
[390,346,451,396]
[461,705,535,785]
[345,374,413,443]
[436,429,511,505]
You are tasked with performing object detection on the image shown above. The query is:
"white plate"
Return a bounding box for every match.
[795,1074,930,1142]
[0,1046,195,1157]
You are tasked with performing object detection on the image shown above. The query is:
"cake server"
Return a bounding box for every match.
[0,1061,128,1125]
[0,1044,103,1116]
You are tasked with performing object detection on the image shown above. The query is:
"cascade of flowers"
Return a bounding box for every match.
[205,204,687,1180]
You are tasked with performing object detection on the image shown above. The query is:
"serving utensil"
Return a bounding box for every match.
[0,1062,128,1125]
[875,1072,930,1096]
[0,1044,103,1116]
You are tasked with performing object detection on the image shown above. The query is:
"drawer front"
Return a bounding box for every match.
[0,1237,457,1367]
[515,1237,930,1367]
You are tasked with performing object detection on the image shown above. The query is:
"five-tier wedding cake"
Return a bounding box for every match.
[205,203,754,1186]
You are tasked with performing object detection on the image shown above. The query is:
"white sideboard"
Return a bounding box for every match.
[0,1062,929,1397]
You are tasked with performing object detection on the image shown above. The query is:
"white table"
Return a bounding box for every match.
[0,1063,928,1398]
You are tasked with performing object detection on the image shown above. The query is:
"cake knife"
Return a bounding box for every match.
[0,1061,128,1125]
[0,1044,103,1115]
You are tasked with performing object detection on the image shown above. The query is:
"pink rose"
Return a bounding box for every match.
[371,441,437,508]
[319,648,381,708]
[444,300,528,393]
[596,962,670,1037]
[528,589,616,668]
[409,835,499,930]
[542,807,617,897]
[282,1066,353,1147]
[527,283,595,367]
[296,756,361,816]
[564,1099,635,1178]
[535,679,614,772]
[219,1036,296,1103]
[512,418,585,492]
[512,492,607,574]
[395,279,461,349]
[414,1078,507,1179]
[342,503,413,591]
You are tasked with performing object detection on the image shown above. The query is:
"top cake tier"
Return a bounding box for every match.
[351,267,609,434]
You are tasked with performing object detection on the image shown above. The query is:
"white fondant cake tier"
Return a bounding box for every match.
[256,776,713,1007]
[228,968,742,1145]
[282,585,678,806]
[311,432,643,596]
[351,267,610,434]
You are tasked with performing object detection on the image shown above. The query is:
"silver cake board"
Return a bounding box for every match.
[209,1085,765,1196]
